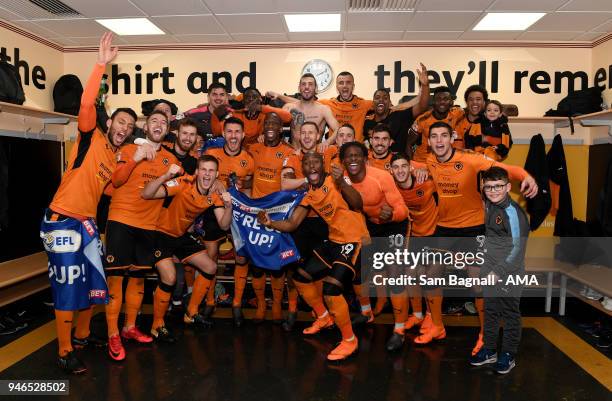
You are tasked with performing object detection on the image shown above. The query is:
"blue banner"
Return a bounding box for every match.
[229,187,305,270]
[40,212,108,310]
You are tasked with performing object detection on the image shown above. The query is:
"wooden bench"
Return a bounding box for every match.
[559,263,612,316]
[0,252,49,308]
[524,257,575,313]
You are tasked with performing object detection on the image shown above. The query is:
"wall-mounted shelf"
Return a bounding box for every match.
[0,101,77,142]
[509,110,612,144]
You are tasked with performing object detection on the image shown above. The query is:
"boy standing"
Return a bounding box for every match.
[470,166,529,374]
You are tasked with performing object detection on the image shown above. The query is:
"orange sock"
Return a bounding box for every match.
[55,310,74,357]
[427,294,444,327]
[314,279,323,298]
[286,274,298,313]
[206,277,216,306]
[374,286,388,315]
[475,297,484,334]
[106,276,123,336]
[409,285,423,314]
[270,274,285,321]
[124,277,145,329]
[184,265,195,288]
[187,274,213,317]
[390,294,408,334]
[352,284,371,314]
[251,275,267,318]
[152,285,172,330]
[294,281,327,317]
[74,306,93,339]
[325,295,354,340]
[232,264,248,307]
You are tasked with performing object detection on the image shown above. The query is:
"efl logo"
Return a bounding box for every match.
[280,250,295,260]
[41,230,81,253]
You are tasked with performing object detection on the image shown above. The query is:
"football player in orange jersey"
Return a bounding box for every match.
[244,113,297,324]
[317,71,373,142]
[209,87,292,147]
[104,110,178,361]
[258,152,368,361]
[323,123,356,174]
[367,123,395,173]
[414,122,536,352]
[281,122,322,190]
[41,32,136,374]
[280,121,330,331]
[202,117,254,327]
[390,152,439,345]
[339,141,410,352]
[458,85,487,152]
[142,156,233,340]
[411,86,465,162]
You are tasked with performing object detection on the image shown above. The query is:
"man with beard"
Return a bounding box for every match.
[339,142,409,352]
[165,118,199,175]
[316,71,373,143]
[281,122,322,190]
[160,118,199,310]
[142,156,233,341]
[364,64,430,154]
[240,113,294,324]
[456,85,487,152]
[324,123,355,173]
[280,122,330,330]
[210,87,292,147]
[389,152,439,348]
[41,32,137,374]
[367,124,395,173]
[280,73,340,148]
[201,118,254,326]
[413,122,536,351]
[412,86,465,162]
[104,110,178,360]
[258,152,369,361]
[183,82,229,141]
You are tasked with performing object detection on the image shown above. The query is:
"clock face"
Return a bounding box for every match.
[302,59,333,93]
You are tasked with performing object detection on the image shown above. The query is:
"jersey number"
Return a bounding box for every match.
[340,244,354,256]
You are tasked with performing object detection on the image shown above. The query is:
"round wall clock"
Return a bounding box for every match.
[302,59,334,92]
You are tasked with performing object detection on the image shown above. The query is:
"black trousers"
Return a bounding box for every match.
[483,295,521,354]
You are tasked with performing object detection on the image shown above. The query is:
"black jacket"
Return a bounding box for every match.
[524,134,552,231]
[0,140,7,231]
[546,134,574,236]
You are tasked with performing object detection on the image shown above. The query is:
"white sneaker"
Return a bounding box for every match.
[580,285,603,301]
[601,297,612,311]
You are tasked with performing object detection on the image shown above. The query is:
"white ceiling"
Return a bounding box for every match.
[0,0,610,47]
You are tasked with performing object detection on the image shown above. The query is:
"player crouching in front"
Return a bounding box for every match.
[258,153,369,361]
[142,155,232,342]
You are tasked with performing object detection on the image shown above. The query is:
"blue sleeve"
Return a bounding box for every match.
[504,204,522,267]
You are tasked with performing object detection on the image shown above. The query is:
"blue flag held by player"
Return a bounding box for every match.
[229,187,305,270]
[40,212,109,310]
